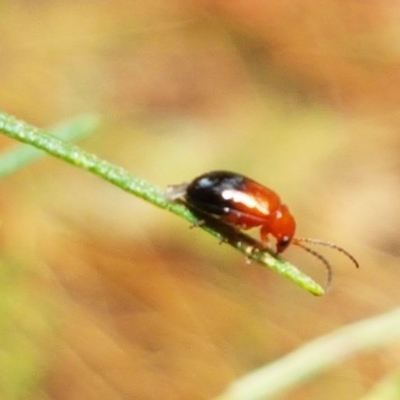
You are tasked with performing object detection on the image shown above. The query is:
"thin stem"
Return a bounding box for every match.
[0,111,324,296]
[215,306,400,400]
[0,114,100,178]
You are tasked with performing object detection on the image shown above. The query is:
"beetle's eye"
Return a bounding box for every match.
[277,236,291,253]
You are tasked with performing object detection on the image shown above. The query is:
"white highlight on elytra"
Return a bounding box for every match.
[221,189,270,215]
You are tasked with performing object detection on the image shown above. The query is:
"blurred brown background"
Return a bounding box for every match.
[1,1,400,399]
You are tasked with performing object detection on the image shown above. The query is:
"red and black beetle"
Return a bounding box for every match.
[167,170,359,286]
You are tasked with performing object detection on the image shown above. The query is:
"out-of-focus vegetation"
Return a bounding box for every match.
[1,1,400,399]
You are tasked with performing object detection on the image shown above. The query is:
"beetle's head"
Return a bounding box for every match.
[270,205,296,253]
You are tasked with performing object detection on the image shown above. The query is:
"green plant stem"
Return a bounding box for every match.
[0,111,324,296]
[0,114,100,178]
[215,306,400,400]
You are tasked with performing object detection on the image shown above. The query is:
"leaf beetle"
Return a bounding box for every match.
[167,170,359,287]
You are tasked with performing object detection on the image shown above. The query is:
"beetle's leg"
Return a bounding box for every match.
[190,219,206,229]
[165,183,189,200]
[260,224,271,246]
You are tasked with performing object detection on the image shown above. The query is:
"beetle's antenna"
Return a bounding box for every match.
[292,240,333,290]
[293,237,359,269]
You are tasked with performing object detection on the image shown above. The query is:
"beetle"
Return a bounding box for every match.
[167,170,359,287]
